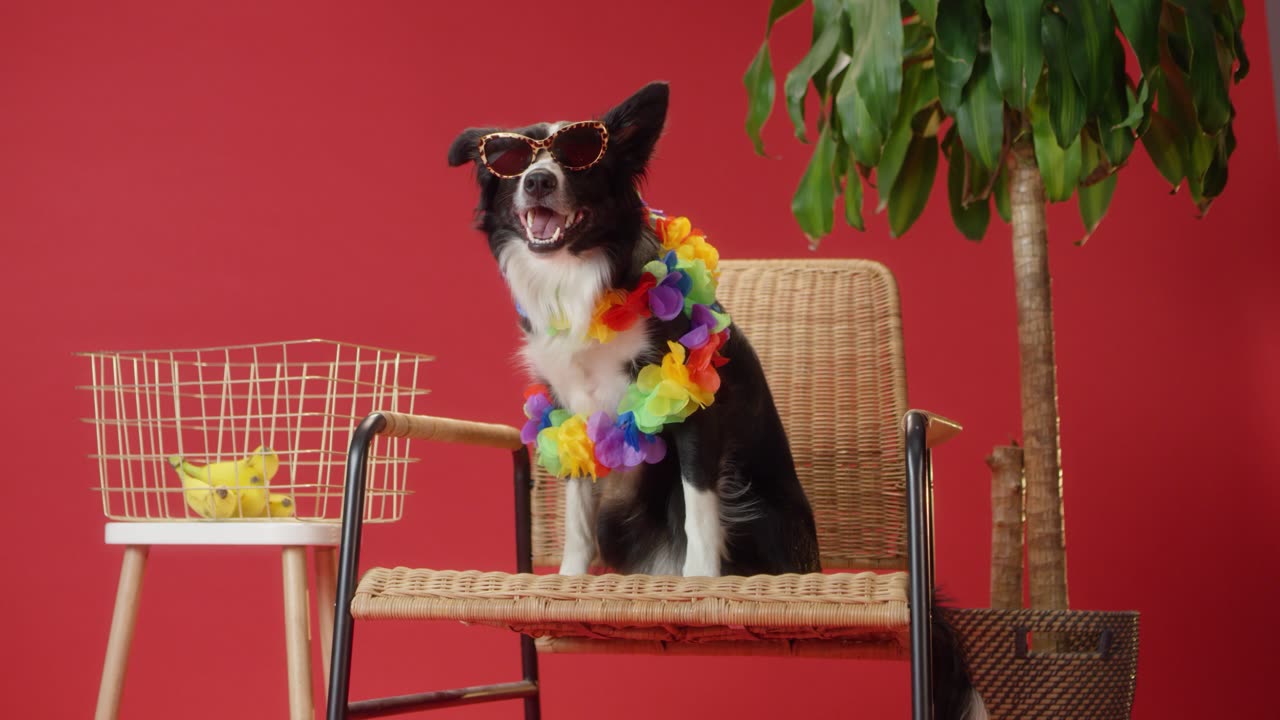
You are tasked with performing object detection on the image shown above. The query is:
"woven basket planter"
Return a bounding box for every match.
[947,608,1140,719]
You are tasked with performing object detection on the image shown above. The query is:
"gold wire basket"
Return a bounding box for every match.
[78,339,432,523]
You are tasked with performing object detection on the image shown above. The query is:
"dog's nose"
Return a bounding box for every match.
[522,169,557,198]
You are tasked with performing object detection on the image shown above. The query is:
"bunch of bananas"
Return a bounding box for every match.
[166,446,296,520]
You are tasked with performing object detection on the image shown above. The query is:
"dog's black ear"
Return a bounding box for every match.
[448,127,495,168]
[602,82,669,174]
[448,127,500,227]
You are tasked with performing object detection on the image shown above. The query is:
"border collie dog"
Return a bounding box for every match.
[448,82,820,579]
[449,82,985,719]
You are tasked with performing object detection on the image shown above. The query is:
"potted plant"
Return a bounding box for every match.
[743,0,1248,713]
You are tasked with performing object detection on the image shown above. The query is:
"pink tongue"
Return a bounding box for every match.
[529,208,564,239]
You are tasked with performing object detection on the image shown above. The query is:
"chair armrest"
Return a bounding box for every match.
[376,411,524,450]
[903,409,962,449]
[329,412,529,711]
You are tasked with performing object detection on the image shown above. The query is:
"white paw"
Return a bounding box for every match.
[681,552,720,577]
[558,552,591,576]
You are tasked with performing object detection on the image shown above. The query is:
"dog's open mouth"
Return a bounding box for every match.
[519,207,585,253]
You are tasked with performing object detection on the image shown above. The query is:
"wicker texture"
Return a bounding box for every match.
[532,637,909,659]
[353,568,908,644]
[948,609,1140,719]
[530,259,909,570]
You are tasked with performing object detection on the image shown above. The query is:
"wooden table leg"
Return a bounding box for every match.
[95,545,149,720]
[314,546,338,692]
[282,546,314,720]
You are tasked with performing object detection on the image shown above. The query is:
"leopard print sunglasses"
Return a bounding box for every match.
[477,121,609,178]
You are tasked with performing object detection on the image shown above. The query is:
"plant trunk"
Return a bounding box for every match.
[1008,137,1069,612]
[988,445,1025,610]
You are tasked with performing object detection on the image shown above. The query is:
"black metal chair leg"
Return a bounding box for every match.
[905,411,935,720]
[327,413,386,720]
[924,447,937,598]
[519,634,541,720]
[512,447,542,720]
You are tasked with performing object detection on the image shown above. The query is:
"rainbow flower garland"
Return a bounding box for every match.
[520,210,732,480]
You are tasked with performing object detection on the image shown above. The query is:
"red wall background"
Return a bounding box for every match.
[3,1,1278,718]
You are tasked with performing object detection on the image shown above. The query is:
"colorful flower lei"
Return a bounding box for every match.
[520,210,732,480]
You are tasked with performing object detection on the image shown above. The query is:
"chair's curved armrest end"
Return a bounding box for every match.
[903,409,963,449]
[374,411,524,450]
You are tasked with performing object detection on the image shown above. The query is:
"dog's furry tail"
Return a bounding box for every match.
[933,599,989,720]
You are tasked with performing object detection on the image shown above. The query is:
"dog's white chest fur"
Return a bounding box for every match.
[521,329,649,416]
[500,244,651,415]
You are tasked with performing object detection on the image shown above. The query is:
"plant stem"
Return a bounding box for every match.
[1008,136,1069,613]
[987,445,1025,610]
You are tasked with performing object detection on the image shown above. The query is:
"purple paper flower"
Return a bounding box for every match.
[588,411,667,468]
[521,392,555,444]
[586,411,612,441]
[590,424,627,468]
[520,418,541,444]
[648,270,686,321]
[679,303,718,349]
[634,428,667,464]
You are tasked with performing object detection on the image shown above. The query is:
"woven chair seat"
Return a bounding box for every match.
[353,568,910,652]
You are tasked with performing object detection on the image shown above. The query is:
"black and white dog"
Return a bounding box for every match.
[449,83,985,719]
[448,82,819,579]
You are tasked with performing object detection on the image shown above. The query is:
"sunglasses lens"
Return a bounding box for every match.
[552,125,606,169]
[483,136,534,176]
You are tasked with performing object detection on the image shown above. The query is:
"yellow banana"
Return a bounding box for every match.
[167,447,281,518]
[267,493,296,518]
[168,454,252,486]
[177,471,239,519]
[245,445,280,482]
[167,446,280,484]
[238,447,280,517]
[236,484,269,518]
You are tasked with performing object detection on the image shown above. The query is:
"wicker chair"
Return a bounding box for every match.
[325,259,962,719]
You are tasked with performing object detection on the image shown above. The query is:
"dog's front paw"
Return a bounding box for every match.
[558,554,592,576]
[681,553,720,578]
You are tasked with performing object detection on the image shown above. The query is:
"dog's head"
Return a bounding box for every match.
[448,82,669,266]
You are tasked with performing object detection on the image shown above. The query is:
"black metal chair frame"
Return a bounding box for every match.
[324,410,940,719]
